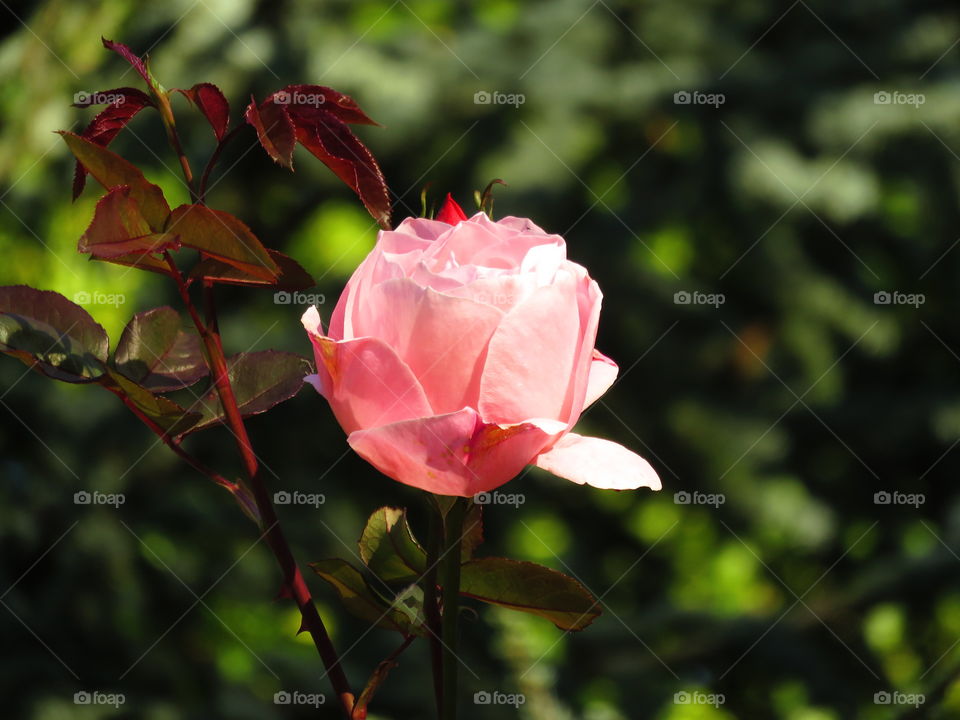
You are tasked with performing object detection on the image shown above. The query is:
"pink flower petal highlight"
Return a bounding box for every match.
[533,433,661,490]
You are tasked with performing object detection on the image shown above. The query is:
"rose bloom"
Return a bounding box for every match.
[302,196,661,497]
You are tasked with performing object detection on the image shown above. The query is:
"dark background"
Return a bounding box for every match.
[1,0,959,717]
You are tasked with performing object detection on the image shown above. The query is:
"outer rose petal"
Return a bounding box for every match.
[302,308,432,434]
[479,272,581,424]
[584,350,619,408]
[347,407,565,496]
[355,279,504,414]
[533,433,661,490]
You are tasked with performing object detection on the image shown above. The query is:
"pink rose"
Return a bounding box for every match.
[302,196,661,497]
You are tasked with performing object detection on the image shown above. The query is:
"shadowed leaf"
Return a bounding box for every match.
[183,350,309,434]
[103,368,200,435]
[113,307,207,392]
[189,250,314,291]
[459,557,601,631]
[0,286,108,383]
[244,95,295,168]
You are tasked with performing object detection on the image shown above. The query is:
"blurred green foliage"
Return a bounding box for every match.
[1,0,960,718]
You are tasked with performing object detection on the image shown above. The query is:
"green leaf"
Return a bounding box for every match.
[113,307,207,392]
[459,557,601,631]
[166,204,279,281]
[59,131,170,231]
[103,369,201,435]
[183,350,309,434]
[309,558,423,635]
[461,503,484,561]
[79,186,179,259]
[0,285,108,382]
[359,507,427,584]
[189,249,315,291]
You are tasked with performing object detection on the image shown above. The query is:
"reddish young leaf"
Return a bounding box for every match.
[436,193,468,224]
[294,116,391,228]
[174,83,230,141]
[165,204,279,281]
[190,249,315,290]
[281,84,379,126]
[103,368,201,435]
[101,38,155,90]
[71,88,154,198]
[91,252,172,276]
[244,95,296,168]
[0,285,109,383]
[60,132,170,231]
[245,88,391,226]
[79,186,180,259]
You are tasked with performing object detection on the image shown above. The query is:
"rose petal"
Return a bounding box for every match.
[302,308,432,433]
[533,433,661,490]
[354,278,504,414]
[584,349,619,408]
[479,271,581,424]
[347,408,563,496]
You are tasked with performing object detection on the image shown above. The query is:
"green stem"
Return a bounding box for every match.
[440,498,468,720]
[424,504,444,715]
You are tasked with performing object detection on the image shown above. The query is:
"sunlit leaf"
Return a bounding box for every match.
[0,286,108,383]
[359,507,427,584]
[309,558,424,635]
[166,204,279,281]
[113,307,207,392]
[78,186,179,259]
[60,131,171,231]
[244,95,295,168]
[189,250,314,290]
[459,557,601,631]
